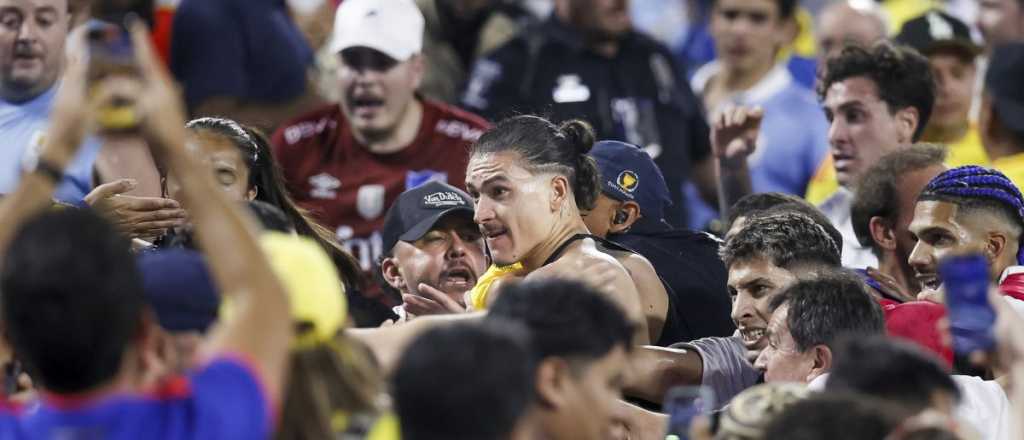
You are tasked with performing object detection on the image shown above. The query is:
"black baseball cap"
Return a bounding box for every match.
[896,10,980,59]
[381,181,475,253]
[986,43,1024,138]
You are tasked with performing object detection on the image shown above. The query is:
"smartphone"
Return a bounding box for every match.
[85,19,140,132]
[664,386,715,440]
[938,253,996,355]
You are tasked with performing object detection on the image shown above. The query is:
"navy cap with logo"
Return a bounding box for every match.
[588,140,673,221]
[381,181,476,253]
[986,42,1024,137]
[896,10,980,59]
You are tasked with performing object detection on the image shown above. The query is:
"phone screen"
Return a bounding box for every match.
[939,253,996,355]
[664,386,715,440]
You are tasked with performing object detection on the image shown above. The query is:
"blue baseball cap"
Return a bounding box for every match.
[137,249,221,333]
[588,140,673,220]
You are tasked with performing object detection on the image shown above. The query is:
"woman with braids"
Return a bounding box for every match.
[160,117,386,325]
[465,115,651,343]
[908,165,1024,303]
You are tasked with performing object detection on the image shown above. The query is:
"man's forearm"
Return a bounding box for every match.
[348,312,486,374]
[0,146,75,253]
[716,161,752,221]
[625,346,704,405]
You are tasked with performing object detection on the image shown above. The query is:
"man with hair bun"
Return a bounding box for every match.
[466,115,651,343]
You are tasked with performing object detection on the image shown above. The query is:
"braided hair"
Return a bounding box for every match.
[918,165,1024,264]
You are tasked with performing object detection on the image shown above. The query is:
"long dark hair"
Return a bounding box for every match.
[184,117,364,291]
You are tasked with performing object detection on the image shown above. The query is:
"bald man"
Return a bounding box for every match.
[816,0,888,60]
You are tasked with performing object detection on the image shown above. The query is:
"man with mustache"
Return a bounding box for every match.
[379,181,487,322]
[0,0,101,202]
[0,0,186,240]
[271,0,489,323]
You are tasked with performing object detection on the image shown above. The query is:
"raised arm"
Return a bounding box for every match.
[0,46,91,253]
[130,23,292,405]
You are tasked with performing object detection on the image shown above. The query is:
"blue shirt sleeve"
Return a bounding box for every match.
[52,137,102,204]
[188,357,272,439]
[170,0,248,110]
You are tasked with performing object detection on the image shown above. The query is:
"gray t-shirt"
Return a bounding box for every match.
[671,336,761,408]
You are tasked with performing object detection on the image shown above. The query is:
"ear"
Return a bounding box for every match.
[894,106,921,144]
[807,345,833,382]
[247,186,258,201]
[549,175,572,211]
[381,257,407,292]
[534,358,572,410]
[868,216,897,252]
[986,231,1008,263]
[409,54,426,90]
[609,201,642,234]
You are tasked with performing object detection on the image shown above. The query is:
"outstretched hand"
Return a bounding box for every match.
[85,179,187,240]
[866,267,917,303]
[711,105,763,169]
[402,283,468,316]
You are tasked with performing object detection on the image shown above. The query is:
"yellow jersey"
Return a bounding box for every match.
[991,153,1024,191]
[468,263,525,311]
[942,125,989,168]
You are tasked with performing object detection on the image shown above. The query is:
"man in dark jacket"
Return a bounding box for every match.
[584,140,734,342]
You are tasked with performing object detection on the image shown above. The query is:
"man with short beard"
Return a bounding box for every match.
[271,0,489,318]
[378,181,487,322]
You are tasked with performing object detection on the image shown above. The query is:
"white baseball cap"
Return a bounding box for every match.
[329,0,425,62]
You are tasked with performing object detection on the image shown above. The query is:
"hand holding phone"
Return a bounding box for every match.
[664,386,715,440]
[85,19,140,133]
[939,253,997,355]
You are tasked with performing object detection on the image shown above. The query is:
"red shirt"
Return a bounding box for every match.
[271,100,489,298]
[999,267,1024,302]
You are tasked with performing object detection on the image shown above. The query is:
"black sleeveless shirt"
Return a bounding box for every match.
[541,233,686,347]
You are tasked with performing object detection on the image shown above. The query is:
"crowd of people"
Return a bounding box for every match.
[0,0,1023,438]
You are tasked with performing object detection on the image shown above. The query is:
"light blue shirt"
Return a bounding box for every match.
[684,63,830,229]
[0,84,101,203]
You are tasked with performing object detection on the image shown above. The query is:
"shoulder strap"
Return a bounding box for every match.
[541,233,591,267]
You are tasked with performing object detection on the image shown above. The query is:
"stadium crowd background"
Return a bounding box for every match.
[0,0,1023,438]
